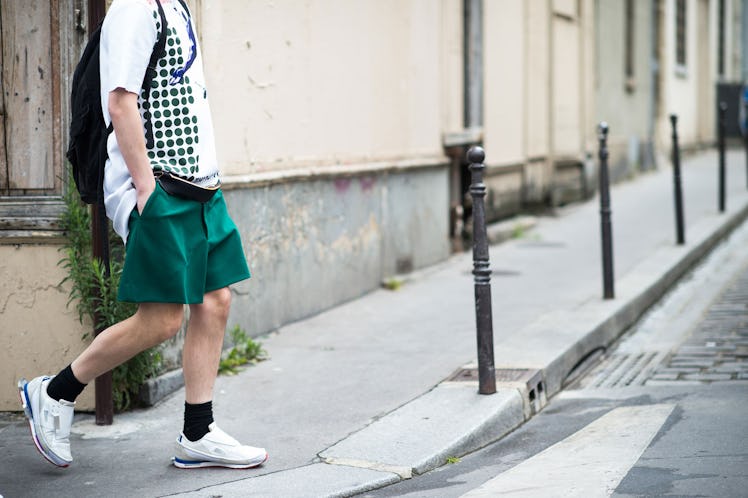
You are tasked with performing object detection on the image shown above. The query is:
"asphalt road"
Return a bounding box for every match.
[360,220,748,498]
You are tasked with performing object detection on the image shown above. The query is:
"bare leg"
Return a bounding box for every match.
[182,287,232,404]
[71,302,184,384]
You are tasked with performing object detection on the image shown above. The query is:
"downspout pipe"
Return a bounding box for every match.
[88,0,114,426]
[464,0,483,130]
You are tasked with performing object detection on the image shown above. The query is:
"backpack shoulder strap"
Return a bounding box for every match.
[142,0,167,148]
[143,0,167,91]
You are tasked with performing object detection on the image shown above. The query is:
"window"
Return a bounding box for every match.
[624,0,635,90]
[675,0,687,68]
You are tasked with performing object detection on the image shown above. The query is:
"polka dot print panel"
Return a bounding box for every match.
[141,10,204,182]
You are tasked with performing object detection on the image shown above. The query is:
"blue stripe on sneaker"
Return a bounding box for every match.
[23,382,33,417]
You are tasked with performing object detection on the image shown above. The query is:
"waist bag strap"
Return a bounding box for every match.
[155,171,220,203]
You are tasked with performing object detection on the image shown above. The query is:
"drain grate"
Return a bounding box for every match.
[583,352,667,388]
[445,368,480,382]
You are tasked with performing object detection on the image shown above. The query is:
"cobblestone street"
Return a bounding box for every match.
[651,267,748,383]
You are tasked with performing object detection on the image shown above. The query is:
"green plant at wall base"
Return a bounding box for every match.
[382,277,404,291]
[59,173,163,411]
[511,224,526,239]
[218,325,268,375]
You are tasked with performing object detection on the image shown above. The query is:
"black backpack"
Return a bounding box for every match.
[66,0,168,205]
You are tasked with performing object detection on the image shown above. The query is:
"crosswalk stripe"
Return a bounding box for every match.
[460,404,675,498]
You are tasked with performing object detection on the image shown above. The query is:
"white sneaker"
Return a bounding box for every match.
[18,376,75,467]
[173,422,268,469]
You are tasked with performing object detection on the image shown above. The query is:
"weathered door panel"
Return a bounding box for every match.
[0,0,58,192]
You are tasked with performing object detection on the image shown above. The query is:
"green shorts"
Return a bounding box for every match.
[118,183,250,304]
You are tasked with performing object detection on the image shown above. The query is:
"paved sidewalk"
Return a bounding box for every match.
[2,149,748,498]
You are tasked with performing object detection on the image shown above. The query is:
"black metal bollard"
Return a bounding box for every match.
[467,146,496,395]
[718,101,727,213]
[597,123,615,300]
[670,115,685,245]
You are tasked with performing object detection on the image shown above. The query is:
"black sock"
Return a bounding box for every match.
[46,364,86,402]
[183,401,214,442]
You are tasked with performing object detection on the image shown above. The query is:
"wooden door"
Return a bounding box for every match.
[0,0,61,196]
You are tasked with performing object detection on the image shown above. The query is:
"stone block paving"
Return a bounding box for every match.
[650,268,748,383]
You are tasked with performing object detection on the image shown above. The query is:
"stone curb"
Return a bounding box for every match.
[319,384,525,477]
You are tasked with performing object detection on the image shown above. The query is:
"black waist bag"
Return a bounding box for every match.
[156,172,220,203]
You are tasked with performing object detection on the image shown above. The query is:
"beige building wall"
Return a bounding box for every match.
[0,244,94,411]
[551,0,585,158]
[595,0,657,176]
[483,0,594,166]
[660,0,690,144]
[525,0,551,160]
[197,0,451,178]
[440,0,465,137]
[480,0,594,205]
[483,0,526,167]
[579,0,596,156]
[658,0,730,147]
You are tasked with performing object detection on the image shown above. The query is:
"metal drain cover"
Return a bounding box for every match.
[581,352,667,388]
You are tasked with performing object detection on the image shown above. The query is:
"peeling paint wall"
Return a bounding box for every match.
[0,245,95,411]
[223,166,449,336]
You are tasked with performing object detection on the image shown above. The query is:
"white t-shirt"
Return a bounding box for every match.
[100,0,219,241]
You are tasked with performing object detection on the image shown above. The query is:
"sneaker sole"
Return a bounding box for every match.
[172,452,269,470]
[18,379,70,468]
